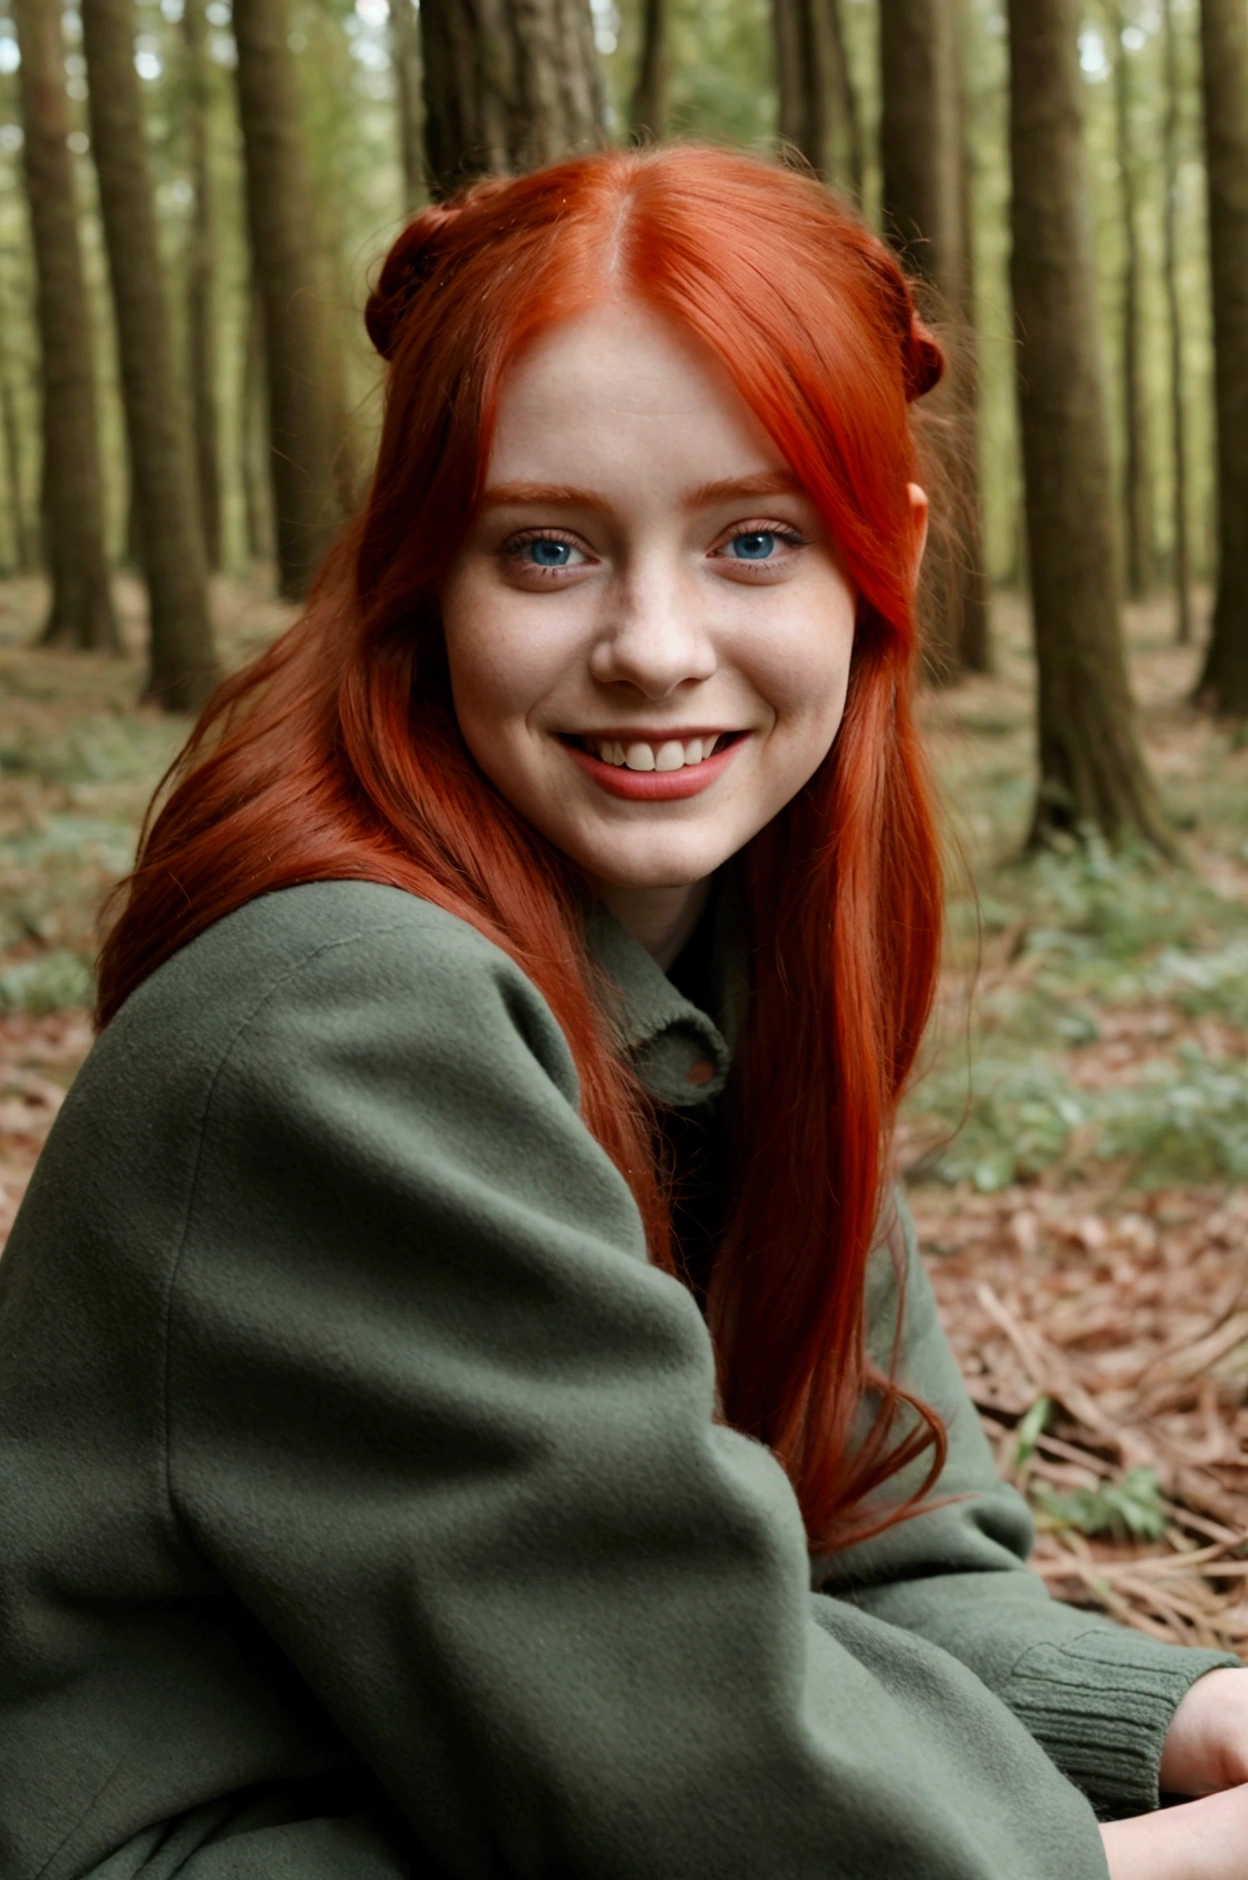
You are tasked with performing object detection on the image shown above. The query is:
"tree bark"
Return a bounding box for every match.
[0,308,34,573]
[772,0,826,173]
[955,2,990,675]
[630,0,670,140]
[420,0,605,196]
[391,0,423,210]
[880,0,959,280]
[183,0,222,570]
[1196,0,1248,714]
[825,0,864,202]
[1109,3,1154,599]
[232,0,347,598]
[240,272,272,564]
[1163,0,1192,645]
[879,0,987,680]
[13,0,119,651]
[1006,0,1170,851]
[124,455,143,567]
[80,0,218,706]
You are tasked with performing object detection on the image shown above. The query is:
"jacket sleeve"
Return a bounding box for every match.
[811,1190,1240,1822]
[163,898,1114,1879]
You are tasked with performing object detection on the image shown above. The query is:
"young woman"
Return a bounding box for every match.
[0,144,1245,1880]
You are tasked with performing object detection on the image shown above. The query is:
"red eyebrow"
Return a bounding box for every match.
[479,471,806,513]
[680,472,805,508]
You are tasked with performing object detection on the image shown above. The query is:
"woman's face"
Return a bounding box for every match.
[439,301,862,926]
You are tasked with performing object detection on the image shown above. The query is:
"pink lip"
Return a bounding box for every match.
[563,735,745,800]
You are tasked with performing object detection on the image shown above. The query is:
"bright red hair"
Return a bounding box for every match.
[98,145,947,1553]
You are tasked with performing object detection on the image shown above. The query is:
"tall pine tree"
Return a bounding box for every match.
[1197,0,1248,714]
[420,0,604,196]
[81,0,218,706]
[1007,0,1171,848]
[14,0,118,651]
[232,0,351,599]
[879,0,988,678]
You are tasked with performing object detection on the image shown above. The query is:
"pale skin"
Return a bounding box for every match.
[439,299,874,970]
[438,298,1248,1877]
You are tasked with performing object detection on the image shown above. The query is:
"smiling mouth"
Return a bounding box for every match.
[563,732,741,773]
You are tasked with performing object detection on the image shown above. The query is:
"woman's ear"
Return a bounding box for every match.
[907,483,930,578]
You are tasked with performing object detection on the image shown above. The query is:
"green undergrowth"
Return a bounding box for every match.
[1032,1467,1171,1545]
[906,836,1248,1191]
[1013,1399,1169,1543]
[0,702,184,1009]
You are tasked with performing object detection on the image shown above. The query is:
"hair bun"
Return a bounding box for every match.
[366,176,517,362]
[365,202,462,361]
[903,317,944,402]
[859,244,945,404]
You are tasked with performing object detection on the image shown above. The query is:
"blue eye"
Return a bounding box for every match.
[728,532,777,561]
[526,539,574,567]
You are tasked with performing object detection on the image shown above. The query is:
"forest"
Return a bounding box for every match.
[0,0,1246,1651]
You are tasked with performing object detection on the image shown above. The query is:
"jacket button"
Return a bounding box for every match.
[685,1059,715,1087]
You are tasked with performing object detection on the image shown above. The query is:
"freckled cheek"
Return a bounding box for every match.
[444,598,576,736]
[747,628,854,739]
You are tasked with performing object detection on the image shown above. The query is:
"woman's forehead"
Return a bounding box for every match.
[485,301,789,495]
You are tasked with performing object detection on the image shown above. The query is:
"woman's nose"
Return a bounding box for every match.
[587,564,717,698]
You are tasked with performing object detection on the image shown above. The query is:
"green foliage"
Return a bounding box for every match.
[1014,1394,1052,1466]
[912,1040,1248,1191]
[1032,1467,1169,1544]
[1143,941,1248,1031]
[907,827,1248,1190]
[0,950,94,1015]
[0,680,184,1011]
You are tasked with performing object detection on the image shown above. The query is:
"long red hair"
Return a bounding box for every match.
[98,145,947,1554]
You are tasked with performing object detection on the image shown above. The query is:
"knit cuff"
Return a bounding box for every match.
[999,1625,1241,1820]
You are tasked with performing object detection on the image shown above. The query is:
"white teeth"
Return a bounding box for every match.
[581,735,731,770]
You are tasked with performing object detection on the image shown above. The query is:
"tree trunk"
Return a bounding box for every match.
[13,0,119,651]
[955,0,990,675]
[772,0,826,173]
[630,0,670,140]
[825,0,864,202]
[125,458,143,567]
[879,0,987,681]
[1109,4,1154,599]
[80,0,217,706]
[1163,0,1192,646]
[880,0,959,279]
[240,273,272,564]
[1006,0,1171,851]
[420,0,605,196]
[1196,0,1248,714]
[0,319,34,573]
[183,0,222,571]
[391,0,423,211]
[232,0,350,599]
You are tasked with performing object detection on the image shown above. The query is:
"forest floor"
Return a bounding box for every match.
[2,572,1246,1652]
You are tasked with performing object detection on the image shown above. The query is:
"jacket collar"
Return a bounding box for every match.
[584,875,746,1110]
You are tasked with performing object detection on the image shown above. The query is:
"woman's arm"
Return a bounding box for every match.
[157,883,1114,1880]
[1103,1783,1248,1879]
[812,1192,1240,1822]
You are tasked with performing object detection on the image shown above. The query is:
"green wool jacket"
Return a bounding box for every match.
[0,880,1236,1880]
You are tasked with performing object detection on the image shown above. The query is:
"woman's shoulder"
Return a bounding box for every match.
[9,881,589,1287]
[52,883,584,1212]
[133,878,514,1013]
[112,879,568,1074]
